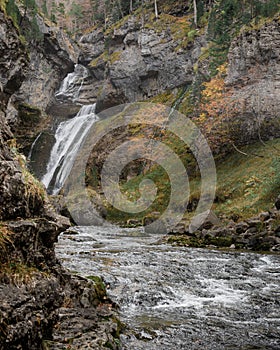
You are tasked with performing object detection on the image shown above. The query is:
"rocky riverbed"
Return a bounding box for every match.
[56,225,280,350]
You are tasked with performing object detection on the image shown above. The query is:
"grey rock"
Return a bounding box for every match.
[226,18,280,145]
[78,15,206,112]
[189,210,221,233]
[275,195,280,210]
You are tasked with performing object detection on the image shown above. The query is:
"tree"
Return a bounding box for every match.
[154,0,158,19]
[193,0,197,27]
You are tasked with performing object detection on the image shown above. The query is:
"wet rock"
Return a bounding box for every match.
[275,195,280,210]
[189,210,221,233]
[235,221,249,234]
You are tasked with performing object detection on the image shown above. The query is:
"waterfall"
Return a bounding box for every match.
[55,64,88,101]
[41,104,98,194]
[28,131,42,160]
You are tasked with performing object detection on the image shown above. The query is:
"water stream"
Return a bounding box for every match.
[55,63,88,101]
[41,104,98,194]
[56,226,280,349]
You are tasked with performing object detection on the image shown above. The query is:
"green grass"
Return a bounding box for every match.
[102,138,280,225]
[212,139,280,220]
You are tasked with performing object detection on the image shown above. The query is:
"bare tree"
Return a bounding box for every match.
[116,0,124,18]
[154,0,158,19]
[130,0,133,13]
[193,0,197,27]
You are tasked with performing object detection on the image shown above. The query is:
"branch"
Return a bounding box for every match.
[231,142,264,158]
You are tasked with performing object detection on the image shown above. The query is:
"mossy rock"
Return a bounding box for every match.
[86,275,107,300]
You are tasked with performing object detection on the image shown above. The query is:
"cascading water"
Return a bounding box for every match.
[41,104,98,194]
[56,227,280,349]
[55,63,88,101]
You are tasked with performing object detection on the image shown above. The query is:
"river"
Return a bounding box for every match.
[56,225,280,349]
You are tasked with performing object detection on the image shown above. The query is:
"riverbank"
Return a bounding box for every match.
[167,207,280,253]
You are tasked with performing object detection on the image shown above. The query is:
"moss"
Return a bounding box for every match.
[0,0,7,13]
[0,224,13,262]
[104,14,131,35]
[90,50,121,68]
[86,275,106,300]
[0,262,42,285]
[198,44,212,63]
[241,13,280,34]
[103,138,280,227]
[167,234,233,249]
[22,167,46,203]
[109,51,121,64]
[89,51,109,68]
[7,139,46,203]
[148,90,176,106]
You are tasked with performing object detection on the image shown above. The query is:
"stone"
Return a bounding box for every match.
[189,210,221,233]
[275,195,280,210]
[259,212,270,221]
[235,222,249,234]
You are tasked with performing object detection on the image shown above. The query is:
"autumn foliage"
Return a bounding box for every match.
[195,64,239,153]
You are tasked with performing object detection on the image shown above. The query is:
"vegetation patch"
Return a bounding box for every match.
[101,138,280,226]
[0,262,41,285]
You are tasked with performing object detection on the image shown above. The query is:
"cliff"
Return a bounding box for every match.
[75,9,280,148]
[77,13,206,112]
[0,8,121,350]
[225,16,280,144]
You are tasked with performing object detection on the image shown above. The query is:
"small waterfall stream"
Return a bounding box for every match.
[55,63,88,101]
[41,104,98,194]
[29,63,99,194]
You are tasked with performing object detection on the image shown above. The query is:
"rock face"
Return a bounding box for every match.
[226,17,280,144]
[77,15,206,112]
[0,12,28,107]
[76,13,280,147]
[4,12,78,154]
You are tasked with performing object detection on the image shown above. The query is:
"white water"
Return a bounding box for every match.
[55,64,88,101]
[41,104,98,194]
[27,131,42,161]
[56,226,280,349]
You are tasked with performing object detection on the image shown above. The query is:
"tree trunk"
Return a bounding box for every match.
[193,0,197,27]
[154,0,158,19]
[117,0,124,18]
[130,0,133,13]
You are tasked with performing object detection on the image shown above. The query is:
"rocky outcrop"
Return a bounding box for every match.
[225,16,280,145]
[0,12,28,108]
[77,15,206,112]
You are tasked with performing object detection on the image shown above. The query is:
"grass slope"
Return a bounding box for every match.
[104,138,280,225]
